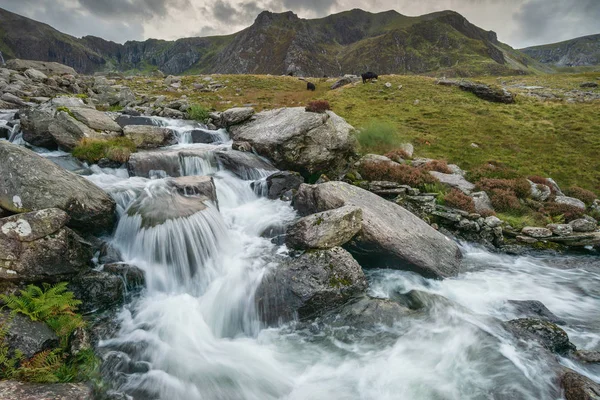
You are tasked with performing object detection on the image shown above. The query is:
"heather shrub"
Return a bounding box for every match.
[489,189,521,212]
[359,160,438,187]
[443,189,476,213]
[564,186,597,206]
[305,100,331,113]
[477,178,530,199]
[543,203,585,222]
[468,161,521,181]
[384,148,411,162]
[421,160,452,174]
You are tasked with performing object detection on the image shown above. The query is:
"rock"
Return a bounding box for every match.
[293,182,462,279]
[69,107,122,132]
[24,68,48,82]
[51,96,91,109]
[399,143,414,158]
[189,129,222,144]
[580,82,599,88]
[528,180,552,201]
[215,150,277,179]
[123,125,175,149]
[485,215,503,228]
[517,235,538,244]
[1,92,26,106]
[0,142,116,234]
[471,191,494,214]
[160,107,184,119]
[48,111,98,150]
[6,59,78,75]
[266,171,304,200]
[48,155,91,175]
[286,206,362,250]
[68,271,124,313]
[19,107,57,149]
[319,296,411,329]
[570,216,598,233]
[574,351,600,364]
[384,82,392,88]
[115,115,158,128]
[104,263,145,288]
[127,148,213,178]
[547,223,573,236]
[507,300,565,324]
[548,232,600,247]
[438,79,516,103]
[506,318,575,354]
[330,76,359,90]
[561,369,600,400]
[556,196,587,210]
[429,171,475,194]
[229,107,357,178]
[547,178,565,196]
[255,247,367,325]
[0,209,93,282]
[232,141,252,152]
[0,310,58,359]
[0,380,93,399]
[521,226,553,238]
[213,107,255,128]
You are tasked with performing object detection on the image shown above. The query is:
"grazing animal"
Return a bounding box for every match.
[362,71,378,83]
[307,82,316,91]
[288,71,294,76]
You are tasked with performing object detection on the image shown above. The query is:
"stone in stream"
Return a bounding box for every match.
[230,107,357,178]
[0,310,58,359]
[0,380,92,400]
[123,125,176,149]
[69,107,122,132]
[318,296,412,329]
[292,182,462,279]
[0,209,93,282]
[561,369,600,400]
[0,142,115,233]
[211,107,255,128]
[255,247,368,326]
[507,300,565,325]
[115,115,159,128]
[266,171,304,200]
[68,271,125,313]
[506,318,576,355]
[19,106,57,149]
[215,150,277,179]
[286,205,362,250]
[48,111,99,150]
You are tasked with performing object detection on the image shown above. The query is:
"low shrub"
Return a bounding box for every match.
[72,137,136,164]
[359,160,438,187]
[305,100,330,113]
[489,188,521,212]
[443,189,476,213]
[384,148,411,162]
[421,160,452,174]
[497,212,537,230]
[468,161,521,182]
[543,202,585,222]
[188,104,210,122]
[564,186,597,206]
[477,178,531,199]
[357,121,405,153]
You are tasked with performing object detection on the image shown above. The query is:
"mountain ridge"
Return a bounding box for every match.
[0,7,550,76]
[521,34,600,67]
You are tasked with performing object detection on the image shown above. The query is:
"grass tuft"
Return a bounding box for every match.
[72,137,136,164]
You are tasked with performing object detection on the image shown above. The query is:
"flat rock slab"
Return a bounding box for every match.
[429,171,475,194]
[70,107,122,132]
[0,380,92,400]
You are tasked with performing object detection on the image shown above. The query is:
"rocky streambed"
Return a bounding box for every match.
[0,61,599,399]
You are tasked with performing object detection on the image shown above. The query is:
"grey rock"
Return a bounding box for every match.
[255,247,368,325]
[429,171,475,194]
[232,141,252,152]
[293,182,462,279]
[0,380,92,400]
[517,235,539,244]
[506,318,575,354]
[522,226,553,238]
[438,79,516,103]
[69,107,122,132]
[47,155,91,175]
[561,369,600,400]
[507,300,565,325]
[556,196,587,210]
[0,141,116,234]
[189,129,222,144]
[115,114,158,128]
[471,191,494,214]
[0,311,58,359]
[570,216,598,233]
[0,209,93,282]
[68,271,124,313]
[215,150,277,179]
[51,96,90,108]
[528,180,552,201]
[230,107,357,178]
[266,171,304,200]
[546,178,565,196]
[160,107,184,119]
[24,68,48,82]
[319,296,411,329]
[574,351,600,364]
[580,82,599,88]
[214,107,255,128]
[123,125,175,149]
[6,59,78,76]
[547,223,573,236]
[485,215,503,228]
[286,206,362,250]
[330,76,359,90]
[1,92,26,106]
[48,111,98,150]
[104,263,145,289]
[127,147,212,178]
[19,107,57,149]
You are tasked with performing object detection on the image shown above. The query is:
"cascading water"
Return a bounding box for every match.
[3,112,599,399]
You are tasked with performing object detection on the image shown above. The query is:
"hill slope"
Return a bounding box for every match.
[0,7,548,76]
[521,34,600,67]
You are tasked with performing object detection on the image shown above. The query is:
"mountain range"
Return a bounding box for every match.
[521,34,600,68]
[0,7,594,76]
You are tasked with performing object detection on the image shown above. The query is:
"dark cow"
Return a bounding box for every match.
[307,82,316,91]
[362,71,378,83]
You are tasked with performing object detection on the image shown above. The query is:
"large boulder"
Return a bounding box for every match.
[69,107,122,132]
[24,68,48,82]
[506,318,575,354]
[0,142,116,234]
[507,300,565,325]
[286,206,362,250]
[5,59,77,76]
[127,148,215,178]
[48,111,98,150]
[212,107,255,128]
[0,209,93,282]
[555,196,586,211]
[255,247,367,325]
[570,216,598,233]
[318,296,411,329]
[0,311,58,359]
[561,369,600,400]
[293,182,462,279]
[19,106,57,149]
[123,125,175,149]
[0,380,92,400]
[230,107,357,178]
[266,171,304,200]
[68,271,125,313]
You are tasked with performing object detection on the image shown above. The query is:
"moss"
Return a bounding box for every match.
[314,217,324,226]
[530,241,563,251]
[55,106,75,119]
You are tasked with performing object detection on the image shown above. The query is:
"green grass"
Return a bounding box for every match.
[496,212,538,230]
[356,121,407,153]
[188,104,210,122]
[72,137,136,164]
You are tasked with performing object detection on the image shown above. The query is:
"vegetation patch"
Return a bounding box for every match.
[305,100,331,113]
[384,148,412,162]
[421,160,453,174]
[563,186,597,206]
[359,160,438,188]
[55,106,75,119]
[543,203,585,222]
[442,189,476,213]
[72,137,136,164]
[356,121,407,154]
[188,104,210,122]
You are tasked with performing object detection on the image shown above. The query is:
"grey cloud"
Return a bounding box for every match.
[77,0,192,20]
[281,0,338,15]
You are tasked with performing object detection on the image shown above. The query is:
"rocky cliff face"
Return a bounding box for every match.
[521,34,600,67]
[0,7,542,76]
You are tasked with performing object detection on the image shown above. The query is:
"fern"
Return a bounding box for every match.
[17,349,65,383]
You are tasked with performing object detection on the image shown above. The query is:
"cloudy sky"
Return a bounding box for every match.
[2,0,599,48]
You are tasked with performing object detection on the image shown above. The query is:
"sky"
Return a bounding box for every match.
[1,0,599,48]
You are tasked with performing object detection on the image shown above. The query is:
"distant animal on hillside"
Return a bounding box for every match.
[288,71,294,76]
[362,71,378,83]
[307,82,316,91]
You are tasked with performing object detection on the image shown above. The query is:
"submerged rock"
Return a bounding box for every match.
[215,150,277,179]
[506,318,575,354]
[507,300,565,325]
[230,107,357,178]
[255,247,367,325]
[319,296,412,329]
[0,141,116,234]
[293,182,462,279]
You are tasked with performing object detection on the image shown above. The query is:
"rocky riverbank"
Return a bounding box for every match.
[1,59,599,399]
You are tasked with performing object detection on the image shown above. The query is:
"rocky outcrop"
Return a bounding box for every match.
[0,209,93,282]
[230,108,357,178]
[293,182,462,279]
[0,141,116,234]
[429,171,475,194]
[19,106,57,149]
[123,125,176,149]
[6,59,78,75]
[255,247,367,325]
[48,111,98,150]
[438,79,516,103]
[68,271,125,313]
[286,206,362,250]
[69,107,122,132]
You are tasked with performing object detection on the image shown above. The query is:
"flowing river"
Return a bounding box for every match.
[2,112,599,399]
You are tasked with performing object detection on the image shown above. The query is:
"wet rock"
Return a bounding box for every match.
[561,369,600,400]
[98,242,123,264]
[522,226,553,238]
[215,150,277,179]
[19,107,57,148]
[232,141,252,152]
[127,147,212,178]
[506,318,575,354]
[429,171,476,194]
[230,107,357,178]
[0,209,93,282]
[293,182,462,279]
[69,107,122,132]
[574,351,600,364]
[47,155,91,175]
[123,125,176,149]
[0,380,92,399]
[286,206,362,250]
[570,216,598,233]
[0,141,116,234]
[507,300,565,324]
[547,223,573,236]
[255,247,367,325]
[49,111,99,150]
[266,171,304,200]
[0,310,58,359]
[104,263,145,289]
[68,271,125,313]
[115,115,158,128]
[320,296,411,329]
[189,129,220,144]
[555,196,586,211]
